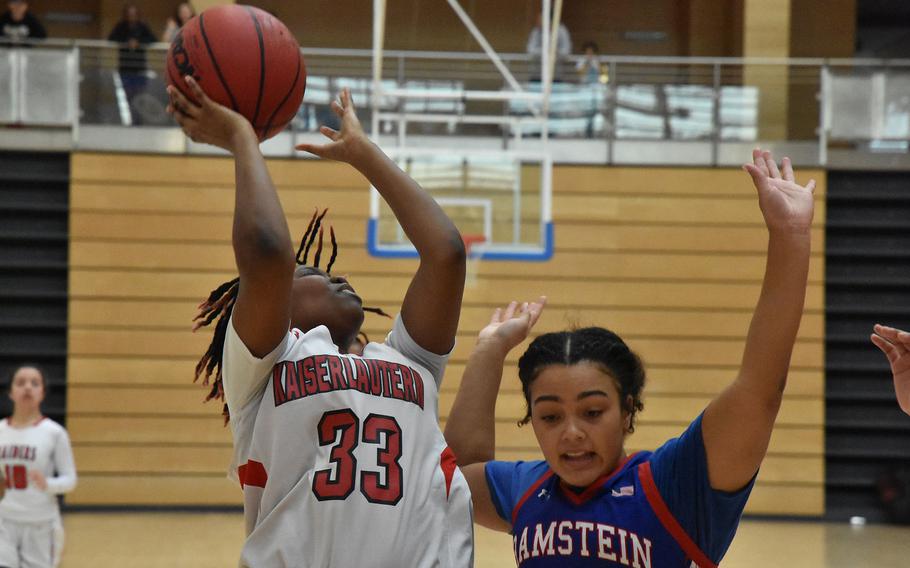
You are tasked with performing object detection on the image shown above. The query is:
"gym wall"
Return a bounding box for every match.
[66,153,825,515]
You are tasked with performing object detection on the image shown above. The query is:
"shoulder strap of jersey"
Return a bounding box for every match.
[511,468,555,526]
[638,461,717,568]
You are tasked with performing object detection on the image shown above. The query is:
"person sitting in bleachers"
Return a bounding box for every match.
[0,0,46,45]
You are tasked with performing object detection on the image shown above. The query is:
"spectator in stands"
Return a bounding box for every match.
[108,4,157,125]
[0,0,47,44]
[526,10,571,82]
[162,2,195,44]
[107,4,157,75]
[576,40,607,84]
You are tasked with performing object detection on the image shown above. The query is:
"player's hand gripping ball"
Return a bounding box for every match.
[166,4,306,141]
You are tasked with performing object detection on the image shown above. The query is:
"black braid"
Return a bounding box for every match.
[326,227,338,274]
[296,209,319,264]
[193,277,239,423]
[363,306,392,318]
[313,226,325,269]
[516,327,646,431]
[302,209,328,265]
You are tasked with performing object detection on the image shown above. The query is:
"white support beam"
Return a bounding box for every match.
[380,88,542,102]
[371,0,387,136]
[444,0,526,95]
[543,0,563,119]
[539,0,552,141]
[370,0,387,217]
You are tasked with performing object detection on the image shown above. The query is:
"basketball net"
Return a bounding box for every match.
[462,234,486,289]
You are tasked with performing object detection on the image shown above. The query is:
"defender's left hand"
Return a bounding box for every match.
[743,149,816,235]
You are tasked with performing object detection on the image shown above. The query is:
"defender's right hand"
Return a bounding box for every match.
[477,297,547,354]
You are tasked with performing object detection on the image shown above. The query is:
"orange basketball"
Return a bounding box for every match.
[166,5,306,141]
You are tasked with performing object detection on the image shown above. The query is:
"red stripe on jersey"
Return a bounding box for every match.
[238,460,268,489]
[440,446,457,499]
[558,451,641,506]
[639,461,717,568]
[512,469,555,526]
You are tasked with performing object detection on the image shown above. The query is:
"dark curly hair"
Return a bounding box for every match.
[516,327,646,432]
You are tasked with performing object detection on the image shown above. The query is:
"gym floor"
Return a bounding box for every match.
[57,512,908,567]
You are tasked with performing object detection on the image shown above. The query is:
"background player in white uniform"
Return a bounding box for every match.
[0,365,77,568]
[167,79,473,567]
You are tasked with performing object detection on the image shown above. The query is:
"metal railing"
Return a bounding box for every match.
[2,39,910,167]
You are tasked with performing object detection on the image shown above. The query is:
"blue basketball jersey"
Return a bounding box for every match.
[486,414,754,568]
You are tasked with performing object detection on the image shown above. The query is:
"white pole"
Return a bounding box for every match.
[370,0,387,218]
[540,0,552,142]
[445,0,527,96]
[371,0,386,141]
[544,0,563,113]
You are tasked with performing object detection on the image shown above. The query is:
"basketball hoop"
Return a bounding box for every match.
[462,234,486,288]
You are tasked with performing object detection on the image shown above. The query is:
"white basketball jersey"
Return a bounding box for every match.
[223,315,474,568]
[0,417,77,523]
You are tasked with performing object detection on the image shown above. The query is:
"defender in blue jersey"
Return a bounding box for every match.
[444,149,816,567]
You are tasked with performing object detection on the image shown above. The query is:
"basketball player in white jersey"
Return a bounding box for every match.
[167,79,473,566]
[0,365,77,568]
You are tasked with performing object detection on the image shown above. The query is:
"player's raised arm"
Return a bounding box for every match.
[444,298,545,532]
[446,298,546,465]
[168,77,294,359]
[296,89,465,355]
[871,324,910,415]
[701,149,815,491]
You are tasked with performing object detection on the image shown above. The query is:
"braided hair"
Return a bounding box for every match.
[516,327,646,432]
[192,208,390,421]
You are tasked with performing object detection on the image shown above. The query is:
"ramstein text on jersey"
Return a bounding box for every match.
[271,354,425,410]
[514,520,652,567]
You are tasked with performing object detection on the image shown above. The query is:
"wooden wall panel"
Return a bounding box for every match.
[68,153,825,515]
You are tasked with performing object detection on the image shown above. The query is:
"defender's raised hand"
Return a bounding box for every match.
[166,75,253,152]
[477,297,547,354]
[743,149,816,235]
[871,324,910,416]
[295,88,369,164]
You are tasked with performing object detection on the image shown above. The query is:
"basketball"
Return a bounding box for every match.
[166,4,306,141]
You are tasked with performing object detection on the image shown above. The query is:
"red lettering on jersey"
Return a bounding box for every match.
[238,459,268,489]
[389,364,405,401]
[368,360,383,396]
[295,360,310,399]
[412,368,425,409]
[272,365,287,405]
[353,358,371,394]
[283,361,301,400]
[313,355,331,393]
[399,365,417,404]
[301,357,317,395]
[340,356,355,390]
[270,354,426,410]
[376,360,394,398]
[327,356,346,390]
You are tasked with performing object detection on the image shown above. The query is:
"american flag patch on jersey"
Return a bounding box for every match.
[611,485,635,497]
